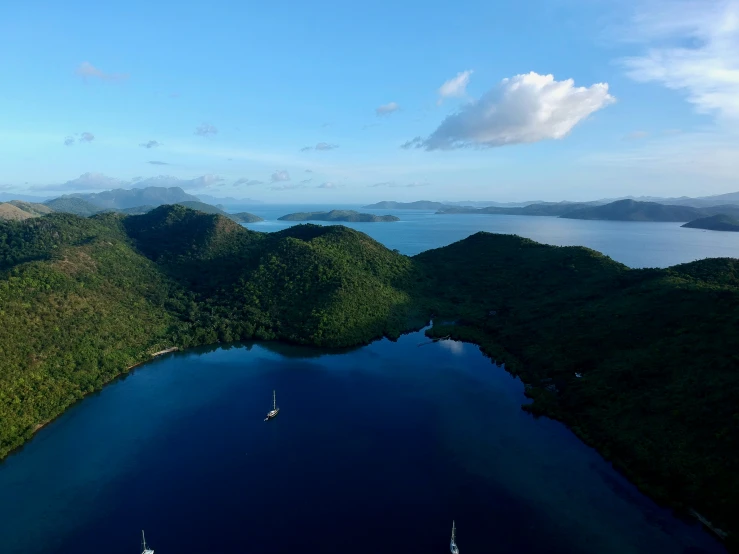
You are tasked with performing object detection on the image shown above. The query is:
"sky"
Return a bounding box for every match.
[1,0,738,203]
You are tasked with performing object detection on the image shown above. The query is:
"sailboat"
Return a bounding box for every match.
[450,520,459,554]
[141,530,154,554]
[264,390,279,421]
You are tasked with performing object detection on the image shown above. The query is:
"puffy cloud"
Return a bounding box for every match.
[140,140,161,149]
[300,178,313,184]
[64,136,75,146]
[438,70,473,104]
[79,132,95,143]
[195,123,218,136]
[305,169,313,173]
[317,182,343,189]
[147,160,170,165]
[300,146,312,152]
[376,102,399,116]
[233,178,263,187]
[409,72,614,150]
[619,0,739,119]
[75,62,129,82]
[270,170,290,182]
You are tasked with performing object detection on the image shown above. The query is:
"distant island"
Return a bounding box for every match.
[438,201,600,217]
[560,199,706,222]
[362,201,451,210]
[278,210,399,222]
[682,214,739,232]
[437,199,739,222]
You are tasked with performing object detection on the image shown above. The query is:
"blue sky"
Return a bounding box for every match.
[1,0,738,202]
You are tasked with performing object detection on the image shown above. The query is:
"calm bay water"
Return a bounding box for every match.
[0,330,726,554]
[236,204,739,268]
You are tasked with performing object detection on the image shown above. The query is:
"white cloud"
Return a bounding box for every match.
[438,70,473,104]
[376,102,400,116]
[140,140,161,149]
[79,132,95,143]
[195,123,218,136]
[619,0,739,120]
[410,72,614,150]
[317,182,342,189]
[64,136,75,146]
[270,170,290,182]
[75,62,129,82]
[147,160,170,165]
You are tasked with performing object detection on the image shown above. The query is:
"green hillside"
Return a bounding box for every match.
[175,201,263,223]
[0,203,36,221]
[7,201,54,216]
[1,208,737,548]
[414,233,739,542]
[44,197,101,216]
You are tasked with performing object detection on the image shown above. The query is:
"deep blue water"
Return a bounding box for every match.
[234,204,739,268]
[0,330,726,554]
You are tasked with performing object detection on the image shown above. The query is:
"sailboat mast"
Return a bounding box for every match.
[142,530,146,550]
[273,390,276,410]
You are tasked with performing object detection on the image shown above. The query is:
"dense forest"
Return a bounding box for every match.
[0,206,737,549]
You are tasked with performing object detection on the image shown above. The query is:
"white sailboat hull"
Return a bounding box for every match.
[264,408,279,421]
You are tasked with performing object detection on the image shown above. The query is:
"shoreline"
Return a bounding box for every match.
[4,328,732,549]
[19,348,180,451]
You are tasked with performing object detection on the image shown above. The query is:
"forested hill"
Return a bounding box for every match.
[683,214,739,232]
[1,207,738,549]
[278,210,399,222]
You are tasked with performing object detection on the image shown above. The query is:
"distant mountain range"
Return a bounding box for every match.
[438,199,739,222]
[562,200,739,222]
[65,186,200,209]
[0,195,262,224]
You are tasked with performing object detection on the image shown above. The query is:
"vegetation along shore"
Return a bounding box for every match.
[0,205,737,549]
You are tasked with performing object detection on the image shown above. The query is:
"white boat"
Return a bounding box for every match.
[450,520,459,554]
[141,530,154,554]
[264,390,279,421]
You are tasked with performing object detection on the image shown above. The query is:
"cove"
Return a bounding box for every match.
[0,330,726,554]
